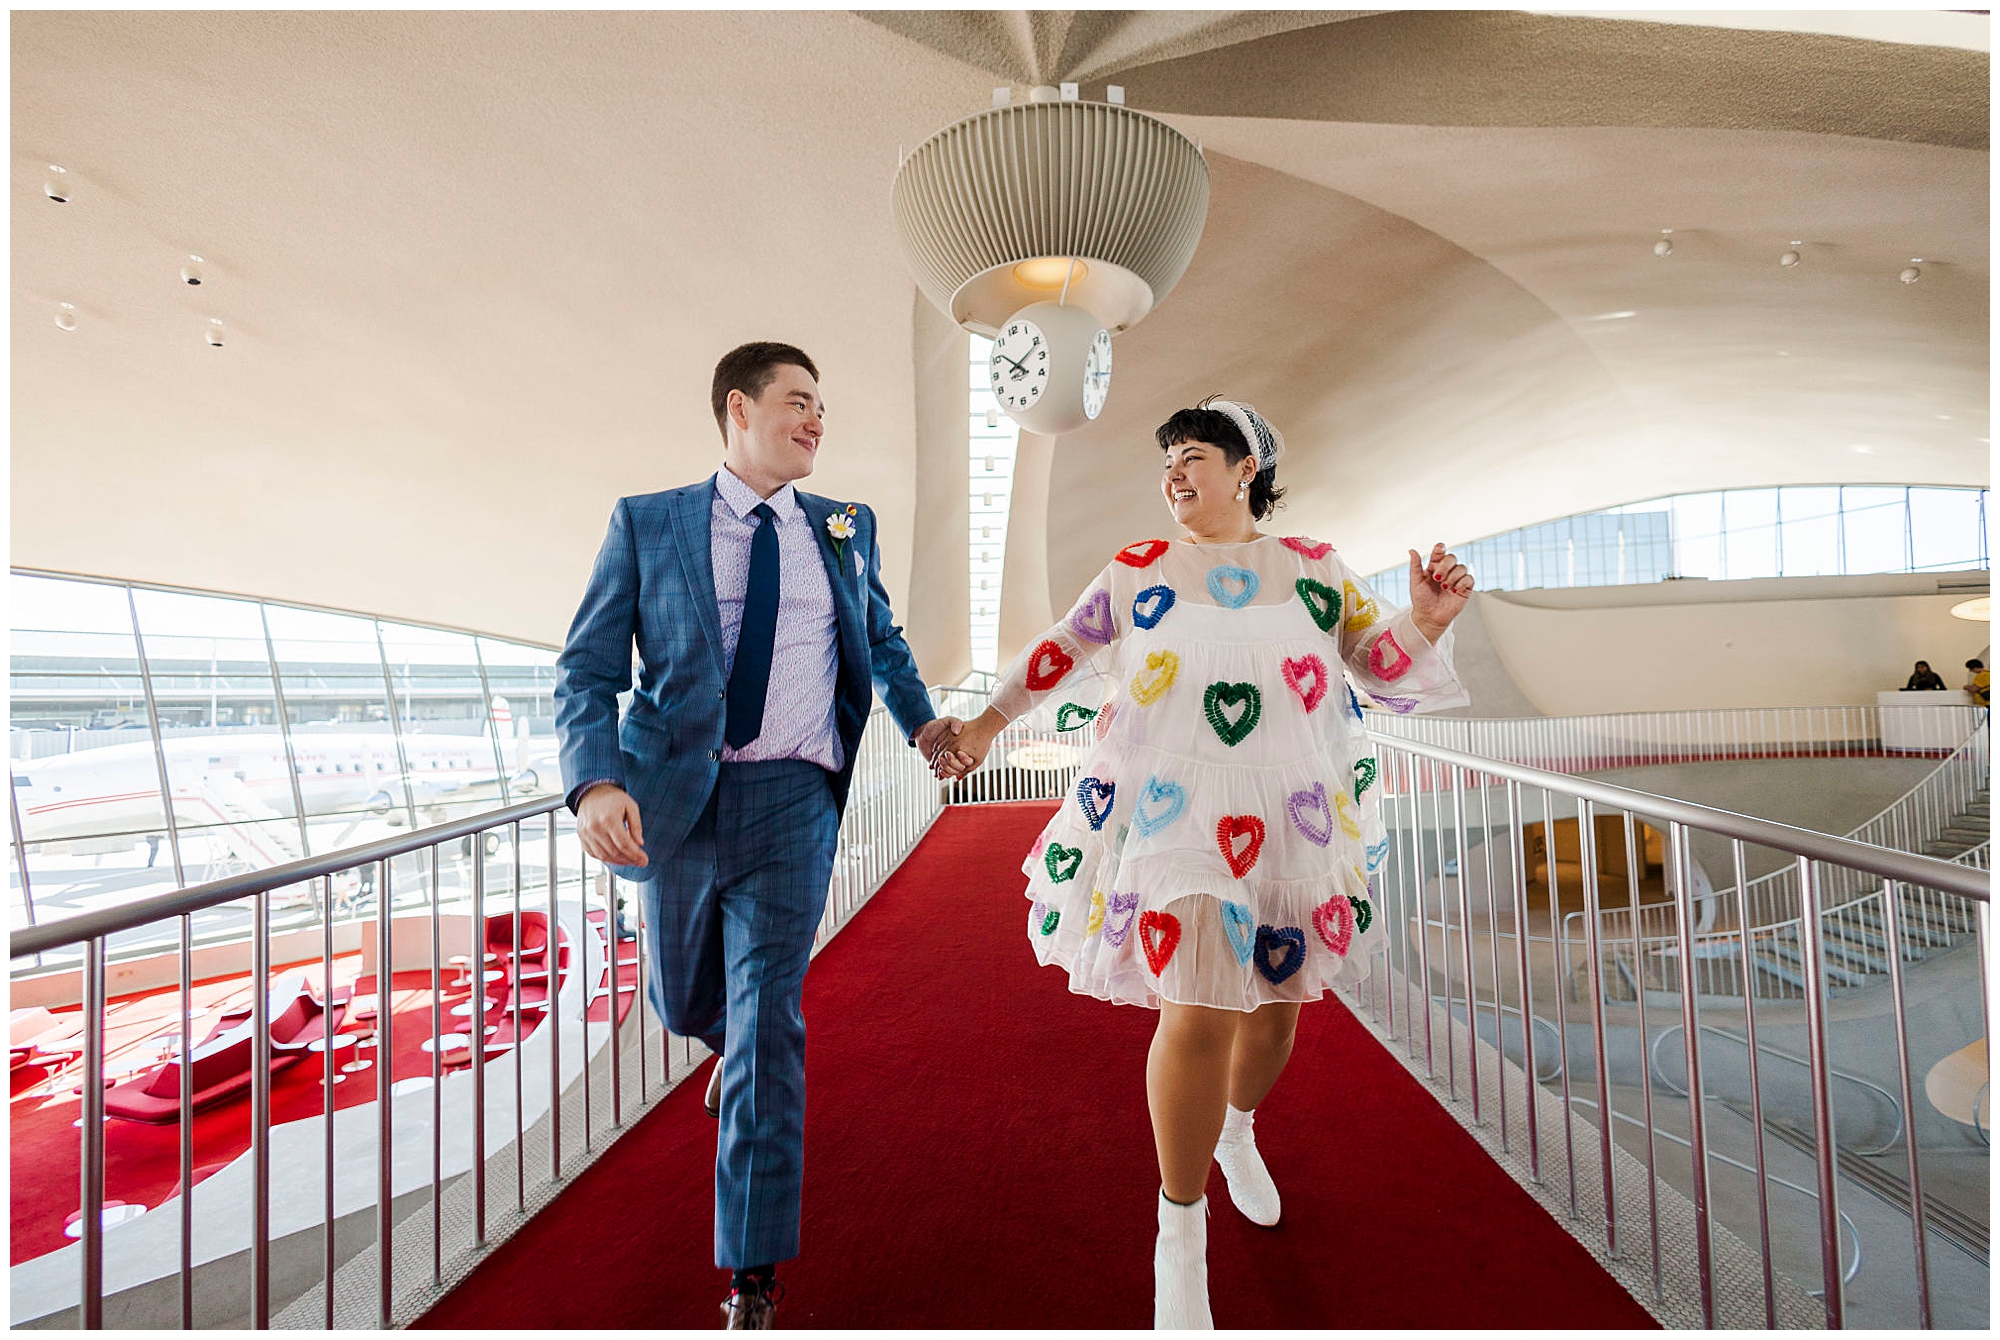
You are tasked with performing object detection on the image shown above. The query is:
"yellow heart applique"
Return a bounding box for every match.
[1086,888,1107,936]
[1335,791,1364,840]
[1129,650,1181,705]
[1343,581,1379,631]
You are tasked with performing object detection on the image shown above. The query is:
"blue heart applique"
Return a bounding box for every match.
[1366,836,1392,872]
[1221,902,1255,965]
[1206,565,1260,609]
[1255,925,1307,984]
[1132,584,1177,630]
[1076,776,1116,831]
[1131,775,1187,838]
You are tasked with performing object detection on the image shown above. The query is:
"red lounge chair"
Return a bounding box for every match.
[104,981,345,1124]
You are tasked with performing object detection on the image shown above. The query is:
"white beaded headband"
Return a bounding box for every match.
[1209,399,1285,473]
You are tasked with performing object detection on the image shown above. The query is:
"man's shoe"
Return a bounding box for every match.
[720,1280,781,1329]
[1212,1105,1281,1226]
[704,1058,723,1118]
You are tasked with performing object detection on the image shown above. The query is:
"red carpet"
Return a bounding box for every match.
[417,804,1657,1329]
[10,925,637,1264]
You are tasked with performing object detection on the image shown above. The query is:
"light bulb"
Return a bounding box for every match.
[205,318,225,347]
[43,165,70,203]
[54,302,77,332]
[181,256,204,285]
[1652,239,1672,257]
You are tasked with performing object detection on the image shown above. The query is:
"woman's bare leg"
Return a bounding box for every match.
[1147,1001,1238,1202]
[1228,1001,1301,1112]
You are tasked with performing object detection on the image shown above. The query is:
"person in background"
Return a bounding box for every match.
[1904,661,1947,691]
[1965,659,1990,706]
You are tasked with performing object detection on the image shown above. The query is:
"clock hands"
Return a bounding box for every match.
[994,349,1030,380]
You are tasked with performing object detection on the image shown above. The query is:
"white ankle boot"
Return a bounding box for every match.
[1212,1105,1281,1226]
[1153,1190,1212,1329]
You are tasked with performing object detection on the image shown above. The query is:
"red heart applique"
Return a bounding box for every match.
[1280,654,1328,713]
[1115,539,1171,569]
[1025,639,1074,691]
[1312,895,1356,957]
[1281,536,1333,560]
[1139,910,1182,975]
[1216,814,1265,879]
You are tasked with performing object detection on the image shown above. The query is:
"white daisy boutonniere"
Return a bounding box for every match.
[826,504,858,565]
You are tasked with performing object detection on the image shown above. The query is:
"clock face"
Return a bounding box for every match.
[1082,328,1113,420]
[989,319,1050,412]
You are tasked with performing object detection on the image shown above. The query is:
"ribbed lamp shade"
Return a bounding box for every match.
[892,99,1210,337]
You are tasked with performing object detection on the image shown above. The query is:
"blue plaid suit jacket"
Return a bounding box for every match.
[554,479,937,881]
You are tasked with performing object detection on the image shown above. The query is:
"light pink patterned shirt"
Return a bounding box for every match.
[711,465,844,772]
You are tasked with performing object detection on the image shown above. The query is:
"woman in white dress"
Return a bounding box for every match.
[934,399,1475,1328]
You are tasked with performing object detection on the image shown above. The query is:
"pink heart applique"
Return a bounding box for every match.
[1094,701,1115,741]
[1280,654,1328,713]
[1312,895,1356,957]
[1281,536,1333,560]
[1368,630,1413,682]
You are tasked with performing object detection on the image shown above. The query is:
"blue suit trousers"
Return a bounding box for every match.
[643,759,837,1269]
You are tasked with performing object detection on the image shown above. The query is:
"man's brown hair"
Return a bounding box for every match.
[711,342,820,440]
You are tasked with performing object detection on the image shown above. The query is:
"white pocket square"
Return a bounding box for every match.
[853,550,864,577]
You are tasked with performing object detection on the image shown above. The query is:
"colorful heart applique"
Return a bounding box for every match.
[1368,630,1413,681]
[1203,681,1262,746]
[1373,693,1419,715]
[1132,584,1176,630]
[1335,792,1363,840]
[1069,589,1116,645]
[1295,578,1342,633]
[1115,539,1171,569]
[1129,650,1180,706]
[1352,757,1378,801]
[1095,703,1116,740]
[1139,910,1182,975]
[1103,891,1139,947]
[1076,776,1115,830]
[1255,925,1306,983]
[1365,837,1392,872]
[1040,907,1061,935]
[1346,683,1365,720]
[1026,639,1074,691]
[1287,783,1333,847]
[1342,581,1379,631]
[1054,702,1098,733]
[1349,895,1374,934]
[1281,536,1333,560]
[1220,901,1255,965]
[1205,564,1260,609]
[1044,843,1082,883]
[1281,655,1328,713]
[1086,888,1107,936]
[1216,814,1265,879]
[1131,775,1186,837]
[1312,896,1355,957]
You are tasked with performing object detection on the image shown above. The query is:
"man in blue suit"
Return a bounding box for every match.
[555,342,961,1328]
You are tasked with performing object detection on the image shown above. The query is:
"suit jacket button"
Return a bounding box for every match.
[718,690,726,699]
[708,749,720,761]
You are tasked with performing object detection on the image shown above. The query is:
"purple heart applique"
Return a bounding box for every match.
[1372,693,1420,715]
[1069,589,1115,645]
[1287,782,1333,847]
[1102,891,1140,947]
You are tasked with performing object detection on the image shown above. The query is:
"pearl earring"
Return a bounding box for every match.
[1235,480,1248,502]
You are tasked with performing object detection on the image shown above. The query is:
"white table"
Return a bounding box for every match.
[308,1034,358,1082]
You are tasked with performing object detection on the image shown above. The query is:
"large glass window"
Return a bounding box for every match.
[8,573,563,971]
[968,335,1021,675]
[1363,485,1988,603]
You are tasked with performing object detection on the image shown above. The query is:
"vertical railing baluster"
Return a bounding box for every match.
[321,877,336,1329]
[1670,824,1715,1327]
[1577,800,1618,1257]
[471,841,488,1247]
[511,821,525,1213]
[80,936,106,1330]
[1795,857,1844,1328]
[1542,789,1577,1218]
[548,811,562,1184]
[178,914,194,1328]
[1507,781,1540,1183]
[429,847,444,1284]
[1623,811,1661,1299]
[375,860,395,1327]
[1880,880,1932,1330]
[1452,766,1481,1122]
[250,891,271,1328]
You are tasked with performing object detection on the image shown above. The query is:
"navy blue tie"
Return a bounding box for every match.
[724,502,779,749]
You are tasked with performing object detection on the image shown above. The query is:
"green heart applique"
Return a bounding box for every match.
[1352,756,1378,802]
[1349,895,1373,934]
[1203,681,1262,747]
[1055,702,1099,733]
[1296,578,1343,633]
[1040,907,1061,935]
[1044,843,1083,883]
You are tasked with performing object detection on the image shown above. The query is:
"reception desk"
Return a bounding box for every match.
[1877,689,1979,752]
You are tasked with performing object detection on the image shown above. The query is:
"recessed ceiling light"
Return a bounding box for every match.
[1780,250,1800,267]
[1588,310,1637,321]
[1937,414,1953,420]
[1900,266,1922,284]
[53,302,77,332]
[1652,239,1672,257]
[205,318,224,348]
[1949,596,1990,623]
[43,164,70,203]
[1850,444,1874,454]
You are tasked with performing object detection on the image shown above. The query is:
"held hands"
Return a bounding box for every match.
[577,784,647,868]
[1407,542,1474,642]
[929,707,1007,781]
[913,716,967,773]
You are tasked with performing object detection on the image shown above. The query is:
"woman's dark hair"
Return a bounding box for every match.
[1155,396,1288,521]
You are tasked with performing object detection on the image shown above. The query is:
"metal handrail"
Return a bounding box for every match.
[1648,1024,1906,1157]
[1365,732,1989,903]
[10,794,566,959]
[1565,1096,1864,1291]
